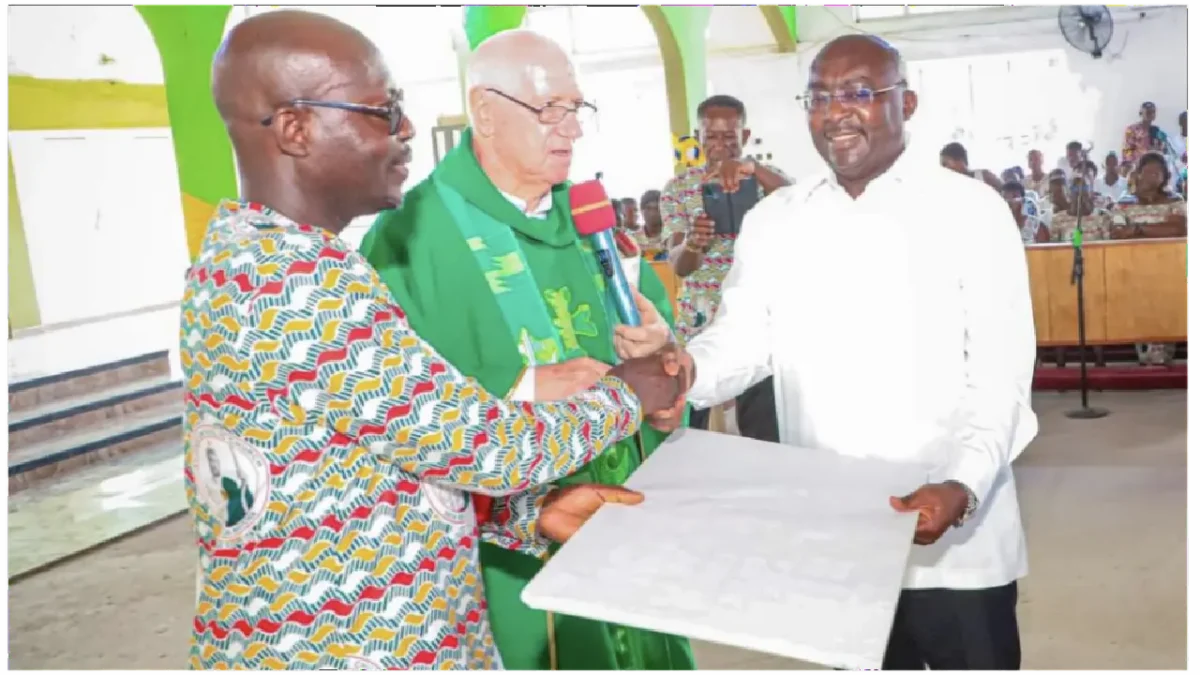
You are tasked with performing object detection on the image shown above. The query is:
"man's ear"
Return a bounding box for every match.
[271,107,311,158]
[741,128,751,146]
[469,88,494,137]
[902,90,919,122]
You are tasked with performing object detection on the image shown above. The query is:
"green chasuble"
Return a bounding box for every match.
[361,129,695,671]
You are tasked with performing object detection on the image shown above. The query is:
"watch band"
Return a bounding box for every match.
[945,480,979,527]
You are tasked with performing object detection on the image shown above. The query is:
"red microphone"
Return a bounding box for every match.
[568,181,642,326]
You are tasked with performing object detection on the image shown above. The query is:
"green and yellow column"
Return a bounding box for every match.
[137,5,236,260]
[643,5,711,165]
[760,6,798,53]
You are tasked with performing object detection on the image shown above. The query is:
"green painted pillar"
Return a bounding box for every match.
[8,150,41,332]
[137,5,236,261]
[642,6,711,172]
[760,6,798,52]
[464,6,527,51]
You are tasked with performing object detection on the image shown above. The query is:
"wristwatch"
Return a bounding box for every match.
[945,480,979,527]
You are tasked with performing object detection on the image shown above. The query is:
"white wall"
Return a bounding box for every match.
[764,5,1189,180]
[9,129,190,326]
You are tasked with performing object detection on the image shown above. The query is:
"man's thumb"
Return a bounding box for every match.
[597,486,646,506]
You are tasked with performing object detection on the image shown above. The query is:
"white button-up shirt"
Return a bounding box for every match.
[686,148,1037,591]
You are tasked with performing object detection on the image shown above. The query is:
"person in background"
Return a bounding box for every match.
[1050,174,1111,243]
[1000,166,1022,185]
[1122,102,1165,166]
[1057,140,1085,174]
[661,93,790,442]
[1111,151,1185,367]
[360,29,694,671]
[1111,152,1187,238]
[1001,181,1048,244]
[193,12,675,669]
[1095,151,1129,208]
[1169,111,1187,166]
[939,142,1003,191]
[1024,148,1049,198]
[611,198,625,229]
[635,189,672,261]
[621,196,640,232]
[1046,169,1069,214]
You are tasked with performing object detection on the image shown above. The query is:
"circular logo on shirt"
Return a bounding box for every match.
[421,481,471,527]
[190,422,271,542]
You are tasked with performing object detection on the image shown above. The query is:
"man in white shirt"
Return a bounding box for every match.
[668,34,1037,669]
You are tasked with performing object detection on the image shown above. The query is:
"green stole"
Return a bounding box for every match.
[360,130,694,671]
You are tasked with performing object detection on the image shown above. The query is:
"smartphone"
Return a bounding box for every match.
[702,178,760,236]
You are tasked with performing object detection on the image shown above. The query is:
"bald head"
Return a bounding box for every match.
[211,10,410,230]
[466,29,586,200]
[466,30,574,99]
[213,10,384,129]
[810,34,905,85]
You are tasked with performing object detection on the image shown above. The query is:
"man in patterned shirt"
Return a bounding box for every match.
[661,94,790,441]
[187,11,685,669]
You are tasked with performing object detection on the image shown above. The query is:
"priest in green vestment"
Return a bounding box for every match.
[360,30,695,671]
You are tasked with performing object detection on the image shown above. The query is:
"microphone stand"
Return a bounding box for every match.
[1065,147,1109,420]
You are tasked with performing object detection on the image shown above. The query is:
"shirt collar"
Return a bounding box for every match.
[497,188,554,219]
[806,142,925,202]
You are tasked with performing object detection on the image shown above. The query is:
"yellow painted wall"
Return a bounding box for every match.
[8,151,41,331]
[8,75,169,131]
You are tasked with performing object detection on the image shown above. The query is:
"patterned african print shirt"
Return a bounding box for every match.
[1050,209,1113,242]
[182,200,642,670]
[660,162,787,343]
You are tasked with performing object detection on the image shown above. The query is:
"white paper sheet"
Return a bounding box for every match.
[521,429,927,670]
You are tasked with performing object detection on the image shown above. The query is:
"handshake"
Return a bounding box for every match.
[608,347,693,431]
[534,290,693,431]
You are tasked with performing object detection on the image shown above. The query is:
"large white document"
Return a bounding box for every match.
[521,429,928,670]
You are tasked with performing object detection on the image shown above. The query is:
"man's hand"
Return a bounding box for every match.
[613,291,672,360]
[890,482,971,545]
[536,484,645,543]
[647,349,695,432]
[534,357,611,402]
[686,215,715,252]
[608,348,685,415]
[707,158,757,193]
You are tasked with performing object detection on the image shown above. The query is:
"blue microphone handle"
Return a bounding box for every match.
[589,230,642,327]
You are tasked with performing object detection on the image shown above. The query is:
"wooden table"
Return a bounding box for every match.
[1025,237,1187,346]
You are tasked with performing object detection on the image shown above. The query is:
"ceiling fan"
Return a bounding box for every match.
[1058,5,1114,59]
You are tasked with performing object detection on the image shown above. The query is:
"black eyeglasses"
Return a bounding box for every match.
[486,88,597,126]
[260,89,407,136]
[800,80,908,111]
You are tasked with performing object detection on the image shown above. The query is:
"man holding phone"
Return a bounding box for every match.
[661,94,792,440]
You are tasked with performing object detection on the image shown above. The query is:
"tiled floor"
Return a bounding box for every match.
[7,442,186,578]
[6,390,1187,669]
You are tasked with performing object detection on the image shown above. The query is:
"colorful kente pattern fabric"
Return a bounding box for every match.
[659,163,785,343]
[182,200,643,670]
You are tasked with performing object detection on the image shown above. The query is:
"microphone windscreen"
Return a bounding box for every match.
[569,180,616,236]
